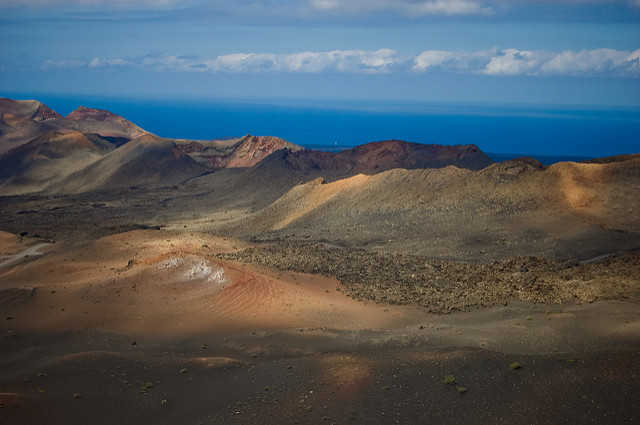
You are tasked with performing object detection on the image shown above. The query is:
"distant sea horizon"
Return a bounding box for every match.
[4,92,639,163]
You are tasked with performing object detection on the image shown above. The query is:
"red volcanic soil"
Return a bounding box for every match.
[0,230,409,335]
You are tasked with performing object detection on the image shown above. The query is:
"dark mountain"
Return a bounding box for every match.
[0,131,116,195]
[248,140,493,184]
[53,134,210,194]
[0,99,59,154]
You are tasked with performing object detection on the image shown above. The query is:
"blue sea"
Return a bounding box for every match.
[7,93,640,162]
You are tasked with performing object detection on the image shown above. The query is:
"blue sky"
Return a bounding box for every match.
[1,0,639,106]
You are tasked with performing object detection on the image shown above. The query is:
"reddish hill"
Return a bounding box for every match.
[62,106,147,139]
[250,140,493,184]
[66,106,114,121]
[176,135,303,168]
[32,103,63,121]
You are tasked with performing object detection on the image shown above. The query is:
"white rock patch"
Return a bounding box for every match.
[161,257,181,269]
[160,257,228,286]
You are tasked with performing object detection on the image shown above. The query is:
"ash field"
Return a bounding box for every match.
[1,98,639,424]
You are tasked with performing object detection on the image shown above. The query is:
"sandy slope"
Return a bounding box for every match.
[0,229,638,424]
[0,230,411,336]
[211,156,640,261]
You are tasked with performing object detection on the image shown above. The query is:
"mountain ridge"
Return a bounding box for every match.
[0,98,147,154]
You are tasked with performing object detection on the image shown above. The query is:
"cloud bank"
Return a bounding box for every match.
[42,47,640,77]
[3,0,639,17]
[309,0,493,16]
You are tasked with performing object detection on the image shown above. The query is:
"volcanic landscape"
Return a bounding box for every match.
[1,97,638,424]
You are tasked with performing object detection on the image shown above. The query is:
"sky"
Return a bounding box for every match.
[1,0,639,107]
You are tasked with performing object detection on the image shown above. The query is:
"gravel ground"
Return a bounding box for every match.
[218,242,640,313]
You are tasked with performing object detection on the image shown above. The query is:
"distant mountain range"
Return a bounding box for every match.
[1,97,639,261]
[0,97,494,195]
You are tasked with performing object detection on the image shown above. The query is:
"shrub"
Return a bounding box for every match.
[442,375,457,385]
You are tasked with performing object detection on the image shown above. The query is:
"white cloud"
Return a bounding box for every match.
[310,0,492,16]
[88,57,129,68]
[0,0,189,7]
[189,49,403,74]
[41,47,640,77]
[1,0,492,16]
[539,48,635,76]
[483,49,549,76]
[41,59,86,70]
[413,49,496,72]
[413,47,640,77]
[41,49,405,74]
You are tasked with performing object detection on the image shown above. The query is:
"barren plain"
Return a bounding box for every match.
[1,98,639,424]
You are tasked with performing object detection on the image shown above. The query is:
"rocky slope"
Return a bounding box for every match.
[220,241,640,313]
[2,97,498,196]
[214,154,640,261]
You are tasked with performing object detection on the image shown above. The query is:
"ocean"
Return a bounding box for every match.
[7,93,640,162]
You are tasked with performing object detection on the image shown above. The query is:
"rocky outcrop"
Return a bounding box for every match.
[226,135,302,168]
[32,103,63,121]
[176,135,303,168]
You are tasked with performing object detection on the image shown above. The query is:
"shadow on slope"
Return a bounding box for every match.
[0,131,117,195]
[52,134,210,194]
[216,155,640,261]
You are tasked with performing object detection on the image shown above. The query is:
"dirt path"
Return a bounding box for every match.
[0,242,51,269]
